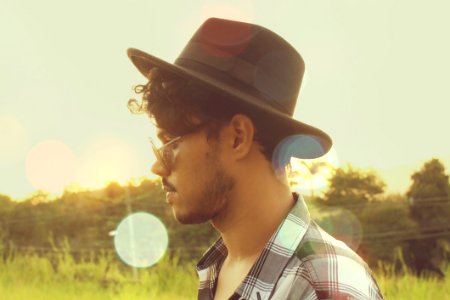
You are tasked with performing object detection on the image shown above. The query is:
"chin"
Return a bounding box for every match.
[173,209,211,225]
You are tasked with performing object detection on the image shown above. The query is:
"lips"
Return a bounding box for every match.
[163,185,176,192]
[162,179,176,192]
[162,179,177,205]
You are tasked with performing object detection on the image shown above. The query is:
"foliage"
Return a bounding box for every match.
[1,160,449,280]
[407,158,450,200]
[0,194,13,206]
[313,162,449,276]
[407,158,450,226]
[321,165,386,208]
[0,194,13,246]
[357,198,418,268]
[0,179,217,263]
[406,158,450,277]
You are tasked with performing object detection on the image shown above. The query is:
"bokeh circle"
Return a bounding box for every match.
[114,212,169,268]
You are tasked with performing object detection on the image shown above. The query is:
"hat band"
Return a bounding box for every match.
[178,42,255,84]
[176,42,291,115]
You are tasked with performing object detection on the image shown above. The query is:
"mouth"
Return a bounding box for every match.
[162,179,176,192]
[162,180,177,204]
[163,185,176,192]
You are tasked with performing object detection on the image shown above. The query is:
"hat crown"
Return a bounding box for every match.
[175,18,305,116]
[127,18,332,159]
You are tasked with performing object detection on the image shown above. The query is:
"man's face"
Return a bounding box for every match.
[152,127,235,224]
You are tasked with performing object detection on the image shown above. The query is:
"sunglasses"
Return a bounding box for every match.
[149,135,183,170]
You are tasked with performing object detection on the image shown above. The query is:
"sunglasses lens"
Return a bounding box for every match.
[150,139,165,166]
[161,148,172,167]
[149,136,181,169]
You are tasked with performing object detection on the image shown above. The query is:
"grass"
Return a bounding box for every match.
[0,249,449,299]
[379,275,449,299]
[0,249,197,300]
[376,265,450,299]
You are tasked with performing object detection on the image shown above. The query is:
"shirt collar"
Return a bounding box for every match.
[196,193,311,300]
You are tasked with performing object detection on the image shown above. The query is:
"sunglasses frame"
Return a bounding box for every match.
[149,136,182,169]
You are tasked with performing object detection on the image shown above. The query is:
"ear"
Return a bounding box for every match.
[225,114,255,160]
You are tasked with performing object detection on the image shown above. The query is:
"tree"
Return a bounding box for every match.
[357,199,418,271]
[0,194,13,220]
[0,194,12,206]
[407,158,449,211]
[322,165,386,208]
[406,158,450,277]
[0,194,14,256]
[105,181,124,198]
[316,165,389,267]
[288,160,334,198]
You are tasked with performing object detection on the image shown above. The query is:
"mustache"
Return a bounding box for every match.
[162,178,176,191]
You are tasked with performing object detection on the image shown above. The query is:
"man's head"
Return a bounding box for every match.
[127,18,333,224]
[129,67,279,162]
[129,68,279,223]
[127,18,331,158]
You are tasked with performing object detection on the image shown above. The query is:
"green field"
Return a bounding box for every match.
[0,250,449,300]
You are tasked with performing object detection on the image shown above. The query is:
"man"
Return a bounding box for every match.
[127,18,383,300]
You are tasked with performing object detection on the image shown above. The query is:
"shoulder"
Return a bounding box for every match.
[290,221,384,300]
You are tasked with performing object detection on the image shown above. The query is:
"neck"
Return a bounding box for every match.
[211,166,295,263]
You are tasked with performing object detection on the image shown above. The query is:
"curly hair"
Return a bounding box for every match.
[128,67,281,161]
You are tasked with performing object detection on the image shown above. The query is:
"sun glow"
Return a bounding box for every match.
[75,138,138,189]
[288,147,339,197]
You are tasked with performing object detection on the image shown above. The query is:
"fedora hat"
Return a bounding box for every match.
[128,18,332,159]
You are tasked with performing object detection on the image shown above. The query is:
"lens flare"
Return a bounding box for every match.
[272,135,330,171]
[317,208,362,251]
[272,134,339,196]
[287,147,339,196]
[113,212,169,268]
[25,140,76,193]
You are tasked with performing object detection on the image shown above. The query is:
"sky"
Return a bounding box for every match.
[1,0,449,199]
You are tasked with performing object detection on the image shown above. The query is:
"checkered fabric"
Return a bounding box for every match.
[196,193,384,300]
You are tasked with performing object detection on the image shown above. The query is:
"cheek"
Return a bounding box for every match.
[172,157,205,194]
[171,137,214,193]
[175,144,208,175]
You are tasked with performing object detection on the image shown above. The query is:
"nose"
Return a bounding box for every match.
[150,159,171,177]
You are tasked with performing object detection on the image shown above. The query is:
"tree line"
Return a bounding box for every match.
[0,158,449,277]
[313,158,450,278]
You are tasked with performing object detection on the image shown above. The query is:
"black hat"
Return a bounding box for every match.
[128,18,332,159]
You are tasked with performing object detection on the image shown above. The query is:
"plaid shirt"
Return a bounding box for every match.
[196,194,384,300]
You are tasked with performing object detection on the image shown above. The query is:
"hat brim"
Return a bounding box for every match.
[127,48,332,159]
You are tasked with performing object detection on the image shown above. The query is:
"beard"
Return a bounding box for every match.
[174,146,235,224]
